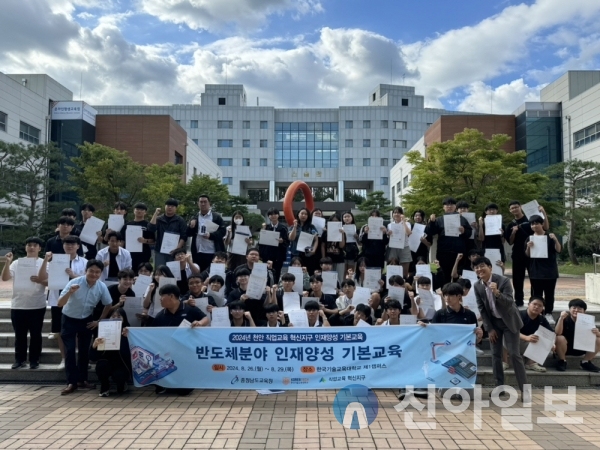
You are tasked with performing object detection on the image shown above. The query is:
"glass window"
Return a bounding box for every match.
[363,120,371,129]
[243,139,250,147]
[345,158,353,167]
[217,120,232,129]
[363,139,370,147]
[363,158,371,166]
[380,158,388,166]
[175,152,183,165]
[401,98,409,106]
[192,138,198,145]
[0,111,6,132]
[19,121,40,144]
[394,121,407,129]
[243,120,250,129]
[394,140,407,148]
[345,139,353,148]
[175,120,180,124]
[222,177,233,185]
[381,120,388,128]
[217,158,233,166]
[403,176,409,188]
[217,139,233,147]
[393,159,400,165]
[260,158,268,167]
[242,158,250,167]
[260,121,268,129]
[218,98,226,105]
[345,120,353,129]
[381,139,388,147]
[193,167,197,176]
[190,120,198,128]
[260,139,268,147]
[396,182,401,191]
[381,177,389,185]
[275,123,339,168]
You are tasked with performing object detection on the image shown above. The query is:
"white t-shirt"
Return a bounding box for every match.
[46,256,88,307]
[9,258,46,309]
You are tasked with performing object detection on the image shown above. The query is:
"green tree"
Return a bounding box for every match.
[355,190,392,227]
[544,159,600,264]
[69,143,146,218]
[173,174,231,219]
[403,129,547,221]
[0,141,70,250]
[244,213,267,236]
[141,163,185,211]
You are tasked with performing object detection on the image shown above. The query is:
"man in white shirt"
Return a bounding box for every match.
[96,232,132,281]
[188,195,226,272]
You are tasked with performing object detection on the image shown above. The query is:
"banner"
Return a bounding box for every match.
[128,325,477,390]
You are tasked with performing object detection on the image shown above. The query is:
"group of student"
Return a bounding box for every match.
[2,194,600,399]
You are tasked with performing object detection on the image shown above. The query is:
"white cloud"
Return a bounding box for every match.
[456,79,543,114]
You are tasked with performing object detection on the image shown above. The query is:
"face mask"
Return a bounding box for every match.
[234,219,243,225]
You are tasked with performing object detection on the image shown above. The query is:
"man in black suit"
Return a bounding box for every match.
[188,195,226,272]
[474,257,528,399]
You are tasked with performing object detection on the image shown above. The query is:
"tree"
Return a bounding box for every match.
[355,190,392,227]
[544,159,600,264]
[0,141,70,251]
[141,163,185,212]
[173,174,231,219]
[69,143,146,218]
[403,129,547,221]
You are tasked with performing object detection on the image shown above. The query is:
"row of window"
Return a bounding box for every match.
[574,121,600,149]
[217,139,269,147]
[0,111,6,132]
[395,175,410,192]
[345,120,407,129]
[344,158,400,167]
[0,113,41,145]
[345,139,406,148]
[179,119,409,131]
[218,158,269,167]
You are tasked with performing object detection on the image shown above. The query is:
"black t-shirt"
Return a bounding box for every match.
[275,290,302,311]
[520,309,553,335]
[122,220,153,264]
[526,234,559,279]
[108,284,135,305]
[505,216,533,257]
[431,306,478,325]
[152,303,206,327]
[227,288,268,324]
[108,251,119,278]
[321,230,345,264]
[560,315,576,345]
[308,291,338,311]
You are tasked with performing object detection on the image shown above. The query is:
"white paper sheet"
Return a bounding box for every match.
[522,200,544,220]
[530,235,549,258]
[312,216,326,237]
[326,222,343,242]
[123,297,144,327]
[400,315,417,325]
[388,223,406,249]
[125,226,143,253]
[367,217,384,240]
[98,319,123,351]
[408,223,426,252]
[283,292,301,313]
[288,309,309,328]
[356,319,371,327]
[461,212,477,239]
[207,289,226,307]
[343,224,357,243]
[417,288,435,314]
[14,258,39,292]
[297,232,316,252]
[80,216,105,245]
[461,288,480,319]
[484,215,503,236]
[462,270,478,283]
[203,220,220,233]
[209,263,226,278]
[166,261,182,281]
[160,231,180,254]
[195,297,209,315]
[48,254,71,290]
[179,319,192,328]
[301,297,319,308]
[108,214,124,232]
[208,262,226,300]
[132,274,152,297]
[443,214,461,237]
[322,271,338,295]
[353,287,371,306]
[259,229,280,247]
[211,307,231,327]
[523,326,555,366]
[232,226,251,255]
[484,249,503,275]
[415,264,432,280]
[386,265,404,289]
[388,286,406,302]
[364,268,381,292]
[574,313,597,352]
[246,274,267,299]
[158,276,177,289]
[286,266,304,294]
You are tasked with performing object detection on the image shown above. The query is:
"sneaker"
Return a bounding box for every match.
[502,362,509,370]
[155,386,167,395]
[413,389,429,398]
[397,388,406,400]
[48,333,55,340]
[57,360,65,370]
[117,383,129,394]
[29,362,40,370]
[11,361,26,370]
[545,313,555,325]
[556,360,567,371]
[99,391,110,398]
[526,362,546,372]
[580,360,600,373]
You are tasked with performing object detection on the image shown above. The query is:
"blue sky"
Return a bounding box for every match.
[1,0,599,112]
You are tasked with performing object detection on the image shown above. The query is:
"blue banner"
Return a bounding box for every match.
[128,325,477,390]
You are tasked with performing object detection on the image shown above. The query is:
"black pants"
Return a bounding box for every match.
[530,278,557,314]
[96,359,129,392]
[511,254,529,306]
[11,308,46,364]
[61,314,93,385]
[193,252,215,273]
[436,251,457,286]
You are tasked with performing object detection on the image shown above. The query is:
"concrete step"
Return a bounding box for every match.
[0,332,59,349]
[476,351,600,368]
[475,366,600,387]
[0,318,53,334]
[0,346,62,364]
[0,363,99,383]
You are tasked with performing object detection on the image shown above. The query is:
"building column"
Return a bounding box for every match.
[337,180,344,201]
[269,180,276,201]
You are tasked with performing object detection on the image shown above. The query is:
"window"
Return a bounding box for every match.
[275,122,339,168]
[345,158,353,167]
[193,167,197,176]
[403,175,409,188]
[217,139,233,147]
[381,139,388,147]
[243,120,250,129]
[396,182,401,191]
[574,122,600,149]
[192,138,198,145]
[174,152,183,165]
[243,139,250,147]
[345,139,353,147]
[363,120,371,129]
[218,98,226,105]
[426,123,433,127]
[394,121,407,129]
[190,120,198,128]
[363,139,371,147]
[394,140,407,148]
[175,120,180,124]
[345,120,353,129]
[19,121,40,144]
[401,98,409,106]
[381,177,389,185]
[217,120,232,129]
[372,93,376,102]
[381,120,388,128]
[222,177,233,185]
[380,158,388,166]
[242,158,250,167]
[260,139,268,147]
[0,111,6,132]
[260,158,268,167]
[363,158,371,166]
[393,158,400,165]
[260,121,268,129]
[217,158,233,166]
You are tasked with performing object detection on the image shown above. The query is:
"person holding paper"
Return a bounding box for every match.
[181,275,220,310]
[149,284,209,328]
[101,202,128,244]
[473,256,528,398]
[1,237,46,370]
[228,301,257,327]
[321,213,346,281]
[510,297,554,372]
[288,208,319,275]
[340,211,360,274]
[233,248,274,287]
[224,211,253,270]
[170,248,201,294]
[456,201,479,264]
[287,257,311,291]
[478,203,506,263]
[259,207,290,284]
[263,303,286,327]
[187,195,226,272]
[92,309,132,397]
[334,279,357,321]
[410,210,432,270]
[74,203,99,260]
[381,275,419,319]
[376,299,403,325]
[525,215,561,324]
[302,301,330,327]
[425,197,472,285]
[121,202,155,274]
[386,207,413,276]
[412,258,445,291]
[148,198,188,268]
[359,209,389,269]
[555,299,600,372]
[96,232,132,282]
[505,200,549,307]
[272,272,302,312]
[198,252,235,295]
[351,304,373,326]
[57,260,114,395]
[142,265,177,321]
[227,269,273,324]
[92,270,136,324]
[45,216,83,257]
[305,275,338,316]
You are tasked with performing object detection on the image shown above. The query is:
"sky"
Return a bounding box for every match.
[2,0,600,113]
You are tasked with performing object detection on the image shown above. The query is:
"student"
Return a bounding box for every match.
[376,299,403,325]
[1,238,46,369]
[225,210,253,271]
[263,303,286,327]
[288,208,319,275]
[181,274,221,308]
[341,211,360,278]
[456,200,479,259]
[228,301,256,327]
[410,210,432,271]
[272,272,302,312]
[302,300,330,327]
[96,232,132,281]
[226,268,273,324]
[143,265,177,320]
[305,275,338,316]
[121,202,155,274]
[95,269,136,320]
[45,216,77,254]
[137,262,153,277]
[198,252,234,295]
[555,299,600,372]
[525,215,561,325]
[101,202,128,243]
[321,213,346,281]
[381,275,420,318]
[352,304,373,326]
[75,203,99,260]
[148,198,188,268]
[287,257,310,291]
[259,207,289,284]
[234,248,274,287]
[359,209,389,269]
[170,248,201,294]
[478,203,506,262]
[188,195,226,272]
[386,207,413,277]
[512,297,554,372]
